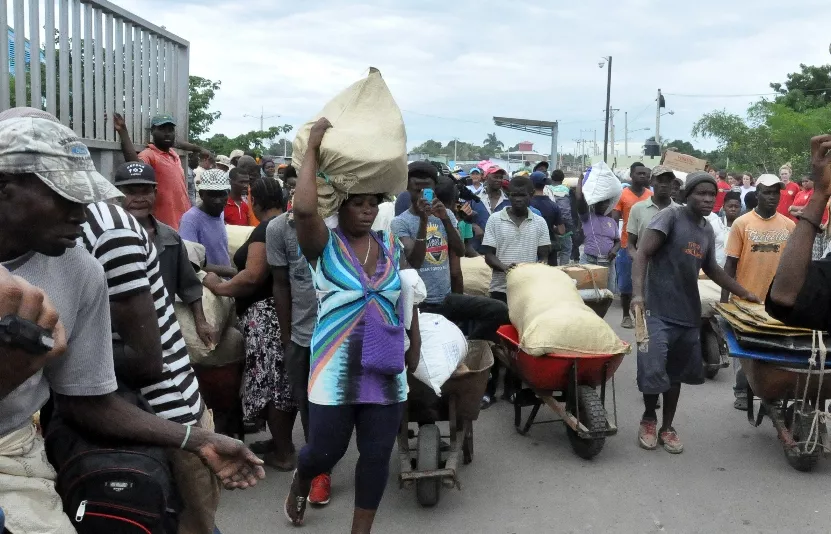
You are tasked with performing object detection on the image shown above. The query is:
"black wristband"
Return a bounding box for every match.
[797,215,822,233]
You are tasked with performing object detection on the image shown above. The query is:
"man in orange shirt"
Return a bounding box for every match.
[723,173,795,410]
[612,162,652,328]
[113,113,211,230]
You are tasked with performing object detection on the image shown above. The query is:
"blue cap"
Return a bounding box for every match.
[469,167,482,175]
[530,171,548,187]
[456,171,469,178]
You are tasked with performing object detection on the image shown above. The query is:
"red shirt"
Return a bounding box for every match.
[138,145,191,230]
[792,188,829,225]
[714,180,731,213]
[776,181,801,221]
[224,197,251,226]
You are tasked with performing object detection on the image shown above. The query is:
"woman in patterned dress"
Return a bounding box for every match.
[283,118,421,532]
[202,178,298,470]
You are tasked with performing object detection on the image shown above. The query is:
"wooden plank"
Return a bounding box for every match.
[58,0,70,122]
[141,30,149,143]
[148,33,157,120]
[114,18,123,121]
[71,0,82,132]
[0,0,10,110]
[131,25,140,142]
[175,45,188,139]
[93,6,103,139]
[164,41,173,114]
[82,2,93,138]
[104,12,113,141]
[14,0,27,106]
[79,0,189,47]
[28,0,41,108]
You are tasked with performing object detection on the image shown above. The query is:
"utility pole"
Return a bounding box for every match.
[602,56,612,163]
[593,130,597,156]
[609,108,619,160]
[453,138,458,162]
[624,111,628,157]
[655,88,662,147]
[243,107,280,132]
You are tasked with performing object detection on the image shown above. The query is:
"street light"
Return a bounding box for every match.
[599,56,612,163]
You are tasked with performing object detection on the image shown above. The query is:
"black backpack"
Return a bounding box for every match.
[45,393,181,534]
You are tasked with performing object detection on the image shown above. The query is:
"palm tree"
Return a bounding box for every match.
[483,132,504,151]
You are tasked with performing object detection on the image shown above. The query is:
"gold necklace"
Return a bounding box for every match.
[362,235,372,265]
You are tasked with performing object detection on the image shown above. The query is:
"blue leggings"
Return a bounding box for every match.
[297,402,405,510]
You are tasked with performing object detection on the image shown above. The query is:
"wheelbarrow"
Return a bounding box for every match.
[495,325,625,459]
[398,340,493,507]
[719,316,831,472]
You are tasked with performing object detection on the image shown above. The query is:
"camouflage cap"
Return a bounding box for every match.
[651,165,676,179]
[150,114,176,127]
[0,113,123,204]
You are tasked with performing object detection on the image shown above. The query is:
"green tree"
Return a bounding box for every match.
[770,64,831,112]
[411,139,443,156]
[482,132,504,153]
[265,138,293,158]
[189,76,221,140]
[662,139,705,159]
[202,125,293,157]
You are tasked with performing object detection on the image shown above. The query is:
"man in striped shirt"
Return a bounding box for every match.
[82,199,220,533]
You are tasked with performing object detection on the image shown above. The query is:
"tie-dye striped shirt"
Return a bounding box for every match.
[308,229,408,406]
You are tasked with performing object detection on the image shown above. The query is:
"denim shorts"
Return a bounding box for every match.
[636,316,705,394]
[615,247,633,294]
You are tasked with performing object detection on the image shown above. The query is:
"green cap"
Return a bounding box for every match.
[150,114,176,127]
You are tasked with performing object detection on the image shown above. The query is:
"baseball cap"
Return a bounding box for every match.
[229,149,245,160]
[114,161,156,186]
[486,166,507,176]
[196,168,230,191]
[756,173,782,188]
[0,111,122,204]
[651,165,676,179]
[408,161,438,179]
[150,114,176,127]
[530,171,547,187]
[469,167,482,175]
[455,171,469,178]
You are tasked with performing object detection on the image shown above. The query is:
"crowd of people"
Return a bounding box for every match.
[1,99,831,534]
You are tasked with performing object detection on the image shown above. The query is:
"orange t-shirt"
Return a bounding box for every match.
[725,210,795,299]
[615,187,653,248]
[139,145,191,230]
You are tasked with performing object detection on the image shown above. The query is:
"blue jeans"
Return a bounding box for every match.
[616,247,634,295]
[557,234,574,266]
[298,402,405,510]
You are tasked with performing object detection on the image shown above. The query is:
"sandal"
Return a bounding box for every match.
[266,451,297,472]
[284,474,307,527]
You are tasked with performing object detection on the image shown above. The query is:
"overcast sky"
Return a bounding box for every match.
[122,0,830,157]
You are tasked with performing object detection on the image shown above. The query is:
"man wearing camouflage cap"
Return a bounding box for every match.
[0,108,263,534]
[626,165,678,253]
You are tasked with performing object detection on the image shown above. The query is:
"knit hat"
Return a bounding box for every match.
[683,171,717,200]
[196,168,230,191]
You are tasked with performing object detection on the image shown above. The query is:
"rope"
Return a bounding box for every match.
[798,330,829,454]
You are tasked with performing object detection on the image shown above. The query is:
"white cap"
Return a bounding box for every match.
[756,174,782,187]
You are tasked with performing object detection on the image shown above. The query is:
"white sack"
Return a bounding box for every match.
[413,313,468,396]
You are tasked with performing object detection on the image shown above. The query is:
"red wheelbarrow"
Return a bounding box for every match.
[496,325,626,459]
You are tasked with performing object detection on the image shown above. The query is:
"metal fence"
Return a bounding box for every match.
[0,0,189,148]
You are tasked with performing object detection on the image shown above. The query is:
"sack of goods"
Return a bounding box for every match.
[293,67,408,217]
[507,263,628,357]
[581,161,622,214]
[460,256,492,297]
[174,272,241,366]
[227,225,255,258]
[413,313,469,396]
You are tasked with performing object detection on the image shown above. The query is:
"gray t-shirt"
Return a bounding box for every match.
[0,247,118,436]
[266,213,317,347]
[390,210,458,304]
[645,205,717,327]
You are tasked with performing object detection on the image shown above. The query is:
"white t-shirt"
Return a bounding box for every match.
[705,212,729,267]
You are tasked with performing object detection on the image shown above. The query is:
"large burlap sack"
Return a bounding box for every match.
[174,272,236,362]
[460,256,492,297]
[293,67,408,217]
[413,313,469,396]
[582,161,622,214]
[507,263,628,357]
[226,225,255,258]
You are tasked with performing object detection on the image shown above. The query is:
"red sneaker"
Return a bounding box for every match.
[308,474,331,506]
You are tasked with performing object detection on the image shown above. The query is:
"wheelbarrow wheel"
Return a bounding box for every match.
[415,424,441,507]
[702,328,721,380]
[784,402,822,472]
[566,386,606,460]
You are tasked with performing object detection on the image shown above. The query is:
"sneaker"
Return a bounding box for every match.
[621,316,634,329]
[733,394,749,411]
[638,419,658,450]
[308,474,331,506]
[659,427,684,454]
[250,439,276,455]
[480,395,495,410]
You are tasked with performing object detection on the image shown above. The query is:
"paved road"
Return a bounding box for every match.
[216,302,830,533]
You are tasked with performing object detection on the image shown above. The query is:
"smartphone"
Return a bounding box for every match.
[422,188,434,202]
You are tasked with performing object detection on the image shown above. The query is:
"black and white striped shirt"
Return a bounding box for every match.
[82,202,202,425]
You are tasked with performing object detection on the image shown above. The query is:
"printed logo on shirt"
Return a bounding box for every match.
[683,241,704,259]
[746,228,791,254]
[425,222,448,266]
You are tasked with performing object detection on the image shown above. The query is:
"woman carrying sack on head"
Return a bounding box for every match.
[283,118,420,533]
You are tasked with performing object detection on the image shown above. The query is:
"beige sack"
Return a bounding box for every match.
[460,256,492,297]
[293,67,408,217]
[174,272,236,363]
[507,263,628,357]
[226,225,255,258]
